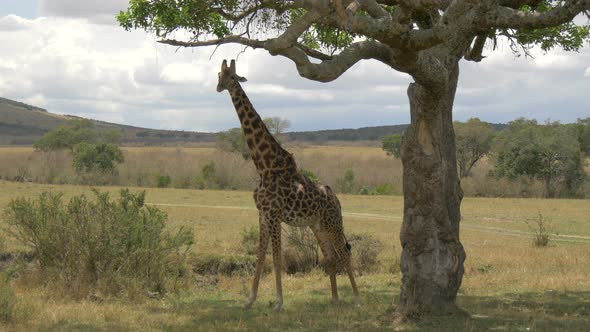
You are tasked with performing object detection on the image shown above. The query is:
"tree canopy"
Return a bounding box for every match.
[381,133,401,158]
[493,119,585,198]
[454,118,496,178]
[119,0,590,85]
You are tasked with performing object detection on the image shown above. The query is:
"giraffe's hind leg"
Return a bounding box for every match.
[245,214,270,310]
[346,260,361,306]
[330,272,339,304]
[270,223,283,311]
[310,224,340,304]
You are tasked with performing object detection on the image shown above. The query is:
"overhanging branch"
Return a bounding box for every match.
[486,0,590,29]
[272,40,399,82]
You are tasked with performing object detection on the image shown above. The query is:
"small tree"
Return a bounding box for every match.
[73,142,125,174]
[101,128,123,145]
[216,128,250,160]
[34,119,97,152]
[381,134,402,159]
[263,116,291,141]
[454,118,495,178]
[493,119,585,198]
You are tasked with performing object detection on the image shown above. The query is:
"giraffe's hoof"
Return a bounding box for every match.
[354,297,361,307]
[331,298,339,305]
[244,302,254,310]
[273,302,283,311]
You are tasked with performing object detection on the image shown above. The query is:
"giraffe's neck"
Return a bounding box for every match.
[227,82,295,175]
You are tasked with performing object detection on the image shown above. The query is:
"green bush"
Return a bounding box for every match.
[300,169,319,183]
[283,227,319,274]
[73,142,125,174]
[0,274,16,323]
[359,183,396,195]
[195,161,223,189]
[155,173,172,188]
[335,169,356,194]
[3,189,193,299]
[348,233,383,275]
[240,226,261,256]
[191,254,261,276]
[525,213,553,247]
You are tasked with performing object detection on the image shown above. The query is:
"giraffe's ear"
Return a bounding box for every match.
[237,75,247,83]
[221,60,228,71]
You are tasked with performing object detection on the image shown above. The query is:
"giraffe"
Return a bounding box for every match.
[216,59,360,310]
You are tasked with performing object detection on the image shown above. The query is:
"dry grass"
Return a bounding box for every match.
[2,145,577,198]
[0,181,589,330]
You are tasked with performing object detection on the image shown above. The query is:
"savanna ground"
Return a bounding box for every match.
[1,176,589,331]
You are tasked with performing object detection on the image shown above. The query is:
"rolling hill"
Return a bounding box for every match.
[0,98,216,146]
[1,97,503,146]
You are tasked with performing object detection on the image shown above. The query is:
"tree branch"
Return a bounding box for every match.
[270,40,401,82]
[486,0,590,29]
[464,32,488,62]
[159,35,333,61]
[265,9,324,53]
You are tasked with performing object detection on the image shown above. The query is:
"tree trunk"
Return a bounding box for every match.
[397,62,466,317]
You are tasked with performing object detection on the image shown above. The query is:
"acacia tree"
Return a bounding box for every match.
[118,0,590,316]
[455,118,495,178]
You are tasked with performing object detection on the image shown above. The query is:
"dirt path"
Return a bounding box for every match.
[147,202,590,244]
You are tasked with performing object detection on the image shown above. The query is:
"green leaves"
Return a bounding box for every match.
[454,118,496,178]
[493,119,586,197]
[382,134,402,159]
[502,1,590,54]
[73,142,125,174]
[118,0,232,38]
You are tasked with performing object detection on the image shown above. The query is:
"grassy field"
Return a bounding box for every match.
[1,181,590,331]
[1,145,580,199]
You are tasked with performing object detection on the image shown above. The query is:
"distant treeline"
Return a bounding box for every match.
[285,123,506,143]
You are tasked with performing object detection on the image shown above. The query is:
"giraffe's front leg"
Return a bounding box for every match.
[270,223,283,311]
[245,214,270,310]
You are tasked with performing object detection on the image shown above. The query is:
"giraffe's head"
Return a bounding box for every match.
[216,59,247,92]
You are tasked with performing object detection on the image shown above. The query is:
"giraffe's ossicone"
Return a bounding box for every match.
[216,59,360,310]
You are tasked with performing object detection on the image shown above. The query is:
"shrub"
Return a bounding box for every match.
[335,169,356,194]
[155,173,172,188]
[525,213,553,247]
[73,142,125,174]
[191,254,260,276]
[195,161,224,189]
[300,169,319,183]
[359,183,396,195]
[3,189,193,299]
[240,226,261,256]
[0,274,16,323]
[347,233,383,275]
[283,227,319,274]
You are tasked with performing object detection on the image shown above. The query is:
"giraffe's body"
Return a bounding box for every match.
[216,60,360,310]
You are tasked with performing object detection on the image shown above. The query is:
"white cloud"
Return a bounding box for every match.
[0,11,589,132]
[39,0,128,24]
[0,14,30,31]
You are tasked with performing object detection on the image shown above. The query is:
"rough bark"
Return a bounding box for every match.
[398,59,466,316]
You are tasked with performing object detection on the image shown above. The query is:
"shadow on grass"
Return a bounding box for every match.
[41,289,590,331]
[414,291,590,331]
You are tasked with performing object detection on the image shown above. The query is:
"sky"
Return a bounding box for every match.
[0,1,589,133]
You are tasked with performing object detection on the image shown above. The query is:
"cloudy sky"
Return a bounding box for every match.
[0,1,589,132]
